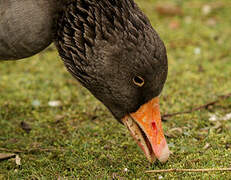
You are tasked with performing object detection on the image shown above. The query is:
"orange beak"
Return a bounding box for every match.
[122,97,170,163]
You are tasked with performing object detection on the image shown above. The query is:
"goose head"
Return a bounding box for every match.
[55,0,169,163]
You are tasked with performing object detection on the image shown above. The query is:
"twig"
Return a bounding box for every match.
[0,148,24,153]
[0,147,66,153]
[162,93,231,119]
[146,168,231,173]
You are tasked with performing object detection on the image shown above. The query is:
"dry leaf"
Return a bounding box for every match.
[226,144,231,149]
[20,121,32,133]
[0,153,15,161]
[156,4,183,16]
[166,127,183,138]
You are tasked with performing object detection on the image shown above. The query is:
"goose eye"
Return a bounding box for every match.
[133,76,144,87]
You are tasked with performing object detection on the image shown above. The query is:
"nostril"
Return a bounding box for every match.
[151,122,157,133]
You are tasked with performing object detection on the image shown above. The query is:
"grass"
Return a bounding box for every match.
[0,0,231,179]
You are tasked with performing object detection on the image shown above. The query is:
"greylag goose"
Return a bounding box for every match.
[0,0,169,163]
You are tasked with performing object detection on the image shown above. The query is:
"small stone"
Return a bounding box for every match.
[15,155,21,166]
[209,113,231,121]
[124,168,128,172]
[32,100,40,107]
[202,5,212,15]
[183,131,190,136]
[222,113,231,121]
[209,114,218,121]
[48,101,61,107]
[194,48,201,55]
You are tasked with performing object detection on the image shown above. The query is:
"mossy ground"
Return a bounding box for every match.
[0,0,231,179]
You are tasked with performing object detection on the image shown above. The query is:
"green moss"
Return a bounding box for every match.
[0,0,231,179]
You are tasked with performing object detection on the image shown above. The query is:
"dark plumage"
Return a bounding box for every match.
[0,0,169,163]
[55,0,167,119]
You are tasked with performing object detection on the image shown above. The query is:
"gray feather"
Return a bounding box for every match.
[0,0,58,60]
